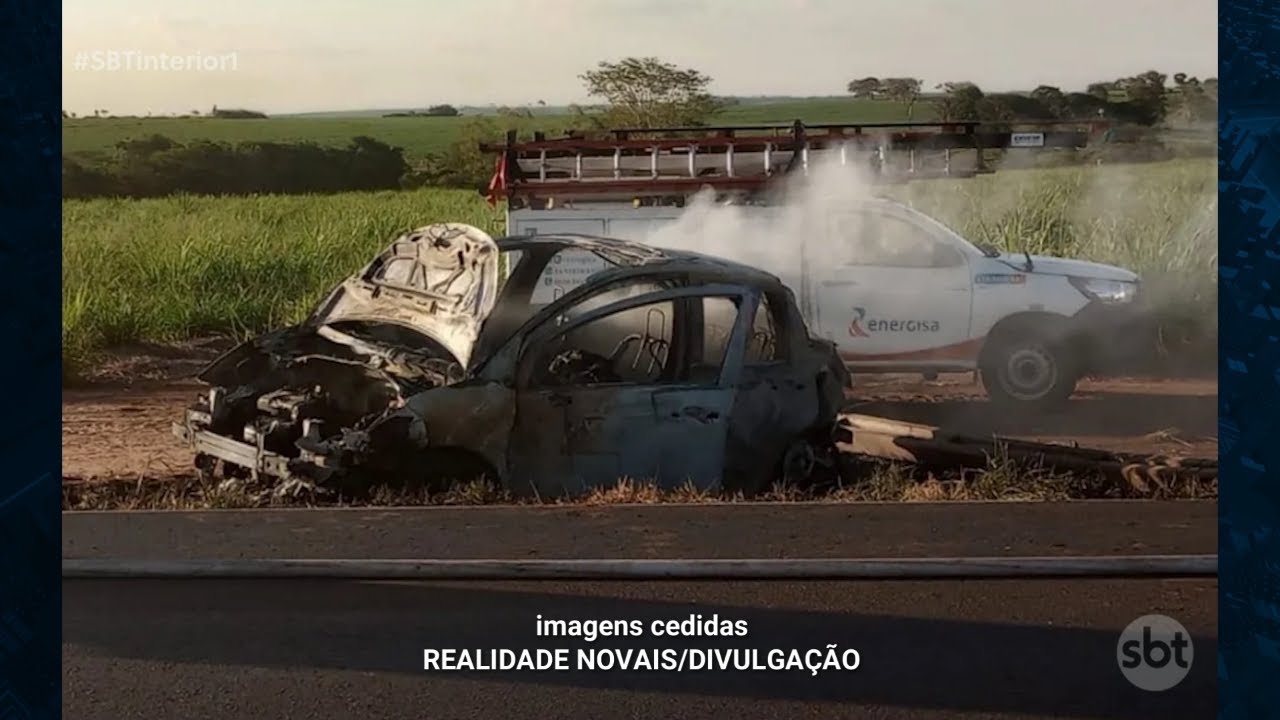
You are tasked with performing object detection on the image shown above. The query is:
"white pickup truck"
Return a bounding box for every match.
[484,120,1152,409]
[504,198,1150,409]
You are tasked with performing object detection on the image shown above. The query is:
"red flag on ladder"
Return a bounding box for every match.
[485,153,507,206]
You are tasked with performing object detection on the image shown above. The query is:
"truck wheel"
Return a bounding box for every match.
[979,330,1078,411]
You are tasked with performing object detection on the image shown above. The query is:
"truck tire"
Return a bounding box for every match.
[979,328,1079,411]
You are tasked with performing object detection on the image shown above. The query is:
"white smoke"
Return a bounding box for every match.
[640,157,886,289]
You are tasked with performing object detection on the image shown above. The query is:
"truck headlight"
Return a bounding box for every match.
[1069,277,1138,304]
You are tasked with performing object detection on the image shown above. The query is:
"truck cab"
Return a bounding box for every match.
[483,120,1150,410]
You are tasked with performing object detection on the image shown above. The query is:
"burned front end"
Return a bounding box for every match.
[172,222,500,494]
[172,323,465,491]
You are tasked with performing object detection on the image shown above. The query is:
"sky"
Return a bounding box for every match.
[62,0,1219,116]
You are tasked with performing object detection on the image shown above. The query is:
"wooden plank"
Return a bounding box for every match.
[837,413,1218,484]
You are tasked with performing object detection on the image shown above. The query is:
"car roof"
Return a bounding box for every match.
[496,233,787,291]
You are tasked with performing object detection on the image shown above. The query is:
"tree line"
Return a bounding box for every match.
[847,71,1216,126]
[64,105,270,120]
[63,134,408,199]
[63,57,1217,199]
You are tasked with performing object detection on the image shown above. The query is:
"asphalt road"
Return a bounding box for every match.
[63,503,1217,720]
[63,501,1217,560]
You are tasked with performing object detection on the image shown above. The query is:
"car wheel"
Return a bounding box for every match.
[980,330,1078,411]
[780,438,818,486]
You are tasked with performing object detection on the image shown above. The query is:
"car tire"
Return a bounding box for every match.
[779,437,819,486]
[979,329,1079,412]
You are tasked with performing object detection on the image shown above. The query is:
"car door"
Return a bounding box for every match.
[810,209,975,367]
[506,284,752,498]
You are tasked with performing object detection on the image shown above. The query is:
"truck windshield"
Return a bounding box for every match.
[896,205,994,258]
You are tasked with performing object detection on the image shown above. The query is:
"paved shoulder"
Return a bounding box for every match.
[63,501,1216,560]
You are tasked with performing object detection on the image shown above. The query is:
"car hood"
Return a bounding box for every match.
[994,253,1138,282]
[308,223,500,368]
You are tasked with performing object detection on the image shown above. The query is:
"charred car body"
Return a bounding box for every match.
[173,223,851,497]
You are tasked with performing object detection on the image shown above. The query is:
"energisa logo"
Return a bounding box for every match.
[848,307,940,337]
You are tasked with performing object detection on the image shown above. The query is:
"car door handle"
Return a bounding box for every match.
[822,280,858,287]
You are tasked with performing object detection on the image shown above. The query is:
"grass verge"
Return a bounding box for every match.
[62,448,1217,511]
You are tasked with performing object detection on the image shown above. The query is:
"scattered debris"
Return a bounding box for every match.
[837,413,1217,493]
[1142,427,1196,448]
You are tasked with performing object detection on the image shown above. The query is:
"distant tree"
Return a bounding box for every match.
[881,78,922,119]
[934,82,985,122]
[580,57,724,128]
[62,157,118,197]
[1064,92,1108,118]
[1030,85,1069,118]
[1170,73,1216,124]
[846,77,883,99]
[115,134,179,156]
[986,93,1054,121]
[1086,82,1113,100]
[1114,70,1168,124]
[426,104,460,117]
[210,107,268,119]
[422,114,528,190]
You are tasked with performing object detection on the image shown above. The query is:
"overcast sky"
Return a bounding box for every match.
[62,0,1218,115]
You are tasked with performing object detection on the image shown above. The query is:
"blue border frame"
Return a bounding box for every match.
[1219,0,1280,717]
[10,1,1274,717]
[0,0,60,717]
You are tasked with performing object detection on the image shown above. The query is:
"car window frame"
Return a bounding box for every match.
[471,268,682,380]
[743,289,789,366]
[515,283,756,391]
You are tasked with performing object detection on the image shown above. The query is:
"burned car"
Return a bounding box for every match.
[173,223,851,498]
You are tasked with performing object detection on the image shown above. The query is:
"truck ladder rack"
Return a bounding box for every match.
[480,119,1111,206]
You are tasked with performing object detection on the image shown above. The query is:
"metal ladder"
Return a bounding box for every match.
[481,120,1106,201]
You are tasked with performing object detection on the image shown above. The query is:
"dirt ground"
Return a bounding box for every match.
[847,373,1218,457]
[61,341,1218,481]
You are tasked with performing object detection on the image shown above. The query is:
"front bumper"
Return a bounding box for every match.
[172,419,294,480]
[1068,299,1159,375]
[172,410,340,483]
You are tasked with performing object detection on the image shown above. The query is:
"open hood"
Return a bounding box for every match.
[309,223,500,367]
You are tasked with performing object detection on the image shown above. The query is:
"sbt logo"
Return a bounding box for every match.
[1116,614,1194,691]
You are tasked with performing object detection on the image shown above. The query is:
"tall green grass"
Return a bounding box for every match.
[62,190,504,374]
[62,158,1216,375]
[892,158,1218,320]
